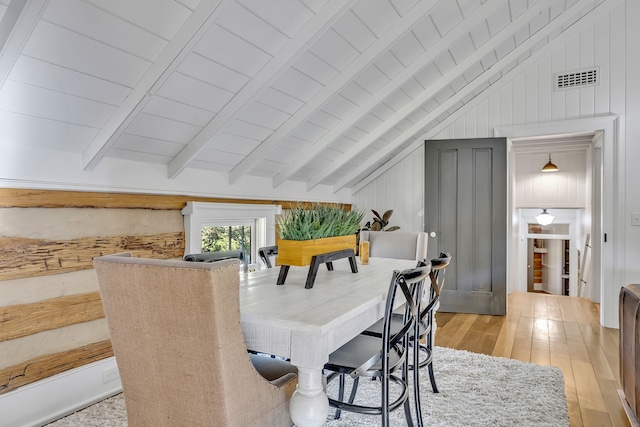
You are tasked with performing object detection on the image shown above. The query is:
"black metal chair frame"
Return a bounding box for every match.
[417,253,451,389]
[257,245,278,268]
[184,249,249,272]
[324,263,431,427]
[362,253,451,394]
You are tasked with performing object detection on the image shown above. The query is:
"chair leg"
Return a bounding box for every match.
[335,374,345,419]
[401,361,415,427]
[382,375,389,427]
[427,360,439,394]
[425,324,440,393]
[346,376,360,406]
[334,375,361,420]
[403,397,413,427]
[417,343,439,393]
[413,339,424,426]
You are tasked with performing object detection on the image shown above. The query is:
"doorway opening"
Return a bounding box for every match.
[527,238,570,296]
[497,114,620,327]
[524,220,575,296]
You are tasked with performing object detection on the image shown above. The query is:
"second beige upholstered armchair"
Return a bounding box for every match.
[359,230,428,261]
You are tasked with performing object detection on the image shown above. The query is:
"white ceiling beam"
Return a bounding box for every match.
[306,0,555,191]
[272,0,505,188]
[0,0,49,91]
[168,0,357,180]
[334,0,611,193]
[227,0,442,185]
[82,0,230,171]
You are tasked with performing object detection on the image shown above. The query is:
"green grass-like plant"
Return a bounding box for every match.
[277,203,365,241]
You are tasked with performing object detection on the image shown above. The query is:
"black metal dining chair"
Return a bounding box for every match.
[362,253,451,394]
[324,263,431,427]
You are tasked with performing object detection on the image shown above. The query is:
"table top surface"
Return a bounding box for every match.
[239,257,418,336]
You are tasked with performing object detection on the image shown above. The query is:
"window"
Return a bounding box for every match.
[182,202,281,269]
[202,225,251,253]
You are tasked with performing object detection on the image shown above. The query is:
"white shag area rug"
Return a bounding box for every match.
[47,347,568,427]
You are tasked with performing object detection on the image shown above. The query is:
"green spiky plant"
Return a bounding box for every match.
[277,203,365,241]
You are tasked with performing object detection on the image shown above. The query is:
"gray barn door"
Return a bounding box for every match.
[425,138,507,315]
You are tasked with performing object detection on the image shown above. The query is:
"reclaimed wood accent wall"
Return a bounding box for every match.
[0,188,337,395]
[0,233,185,281]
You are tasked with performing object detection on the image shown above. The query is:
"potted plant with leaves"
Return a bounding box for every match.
[276,203,365,267]
[363,209,400,232]
[356,209,399,256]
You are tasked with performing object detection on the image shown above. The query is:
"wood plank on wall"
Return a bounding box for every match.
[0,292,104,342]
[0,188,351,210]
[0,189,277,209]
[0,340,113,396]
[0,232,185,281]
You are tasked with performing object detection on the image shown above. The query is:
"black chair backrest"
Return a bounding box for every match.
[257,245,278,268]
[351,263,431,377]
[430,252,451,294]
[418,253,451,321]
[184,250,248,271]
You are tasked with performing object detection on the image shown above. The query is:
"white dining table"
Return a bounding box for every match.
[239,256,418,427]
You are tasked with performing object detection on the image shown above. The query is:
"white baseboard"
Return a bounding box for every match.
[0,357,122,427]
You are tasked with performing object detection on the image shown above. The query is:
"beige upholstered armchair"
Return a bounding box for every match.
[93,253,297,426]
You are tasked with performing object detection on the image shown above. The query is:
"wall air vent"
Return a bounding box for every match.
[555,67,599,91]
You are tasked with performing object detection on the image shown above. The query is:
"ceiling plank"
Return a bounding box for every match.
[306,0,556,191]
[0,0,49,91]
[334,0,610,193]
[272,0,506,188]
[227,0,442,185]
[167,0,357,180]
[82,0,230,171]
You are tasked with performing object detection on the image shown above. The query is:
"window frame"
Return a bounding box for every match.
[182,202,281,269]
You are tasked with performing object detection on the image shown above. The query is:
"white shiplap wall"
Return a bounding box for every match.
[514,151,588,208]
[353,3,622,230]
[352,144,424,232]
[351,2,634,329]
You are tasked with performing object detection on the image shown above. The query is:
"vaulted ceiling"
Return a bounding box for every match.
[0,0,609,193]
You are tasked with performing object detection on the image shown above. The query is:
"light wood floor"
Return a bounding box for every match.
[434,291,630,427]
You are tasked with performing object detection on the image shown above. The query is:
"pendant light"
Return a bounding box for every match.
[541,154,558,172]
[535,209,554,225]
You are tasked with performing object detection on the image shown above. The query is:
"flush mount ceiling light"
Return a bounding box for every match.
[535,209,554,225]
[541,154,558,172]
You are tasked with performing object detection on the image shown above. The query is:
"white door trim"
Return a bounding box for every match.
[495,114,620,328]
